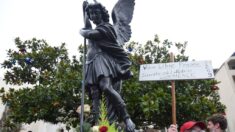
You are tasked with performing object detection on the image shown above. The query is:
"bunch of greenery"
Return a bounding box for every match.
[98,98,118,132]
[75,99,118,132]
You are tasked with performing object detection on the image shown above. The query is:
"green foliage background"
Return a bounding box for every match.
[122,35,225,128]
[0,35,225,130]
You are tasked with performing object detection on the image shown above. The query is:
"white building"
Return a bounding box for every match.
[215,52,235,132]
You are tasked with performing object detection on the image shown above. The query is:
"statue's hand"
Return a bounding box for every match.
[82,1,91,28]
[83,1,89,12]
[80,28,88,38]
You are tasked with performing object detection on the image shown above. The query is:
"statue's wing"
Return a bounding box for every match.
[112,0,135,46]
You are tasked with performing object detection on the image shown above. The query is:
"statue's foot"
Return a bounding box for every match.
[125,118,135,132]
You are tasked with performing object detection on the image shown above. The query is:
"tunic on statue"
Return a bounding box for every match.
[85,23,131,86]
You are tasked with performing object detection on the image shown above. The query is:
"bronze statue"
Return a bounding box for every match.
[80,0,135,131]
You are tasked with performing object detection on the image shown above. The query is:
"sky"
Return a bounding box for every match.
[0,0,235,78]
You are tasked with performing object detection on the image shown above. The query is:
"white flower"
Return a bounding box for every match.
[147,125,154,129]
[76,104,90,114]
[84,104,90,113]
[91,126,99,132]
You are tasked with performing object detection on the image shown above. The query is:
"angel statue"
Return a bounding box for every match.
[80,0,135,131]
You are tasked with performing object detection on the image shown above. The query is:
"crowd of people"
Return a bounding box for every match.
[168,114,227,132]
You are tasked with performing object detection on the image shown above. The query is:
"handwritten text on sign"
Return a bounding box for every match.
[139,61,214,81]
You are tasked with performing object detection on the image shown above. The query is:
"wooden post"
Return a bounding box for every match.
[170,52,176,125]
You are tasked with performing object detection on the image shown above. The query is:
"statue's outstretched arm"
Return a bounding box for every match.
[80,29,103,40]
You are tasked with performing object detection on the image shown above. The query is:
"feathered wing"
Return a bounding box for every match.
[112,0,135,46]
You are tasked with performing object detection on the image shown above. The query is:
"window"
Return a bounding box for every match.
[228,59,235,70]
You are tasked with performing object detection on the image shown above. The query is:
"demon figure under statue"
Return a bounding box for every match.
[80,0,135,131]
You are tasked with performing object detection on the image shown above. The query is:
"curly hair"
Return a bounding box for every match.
[86,3,109,23]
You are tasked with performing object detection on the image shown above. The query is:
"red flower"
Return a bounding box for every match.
[99,126,108,132]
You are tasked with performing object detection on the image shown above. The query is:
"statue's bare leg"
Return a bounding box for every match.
[89,86,101,125]
[99,77,135,132]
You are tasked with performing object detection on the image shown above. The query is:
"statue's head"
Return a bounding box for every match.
[86,3,109,24]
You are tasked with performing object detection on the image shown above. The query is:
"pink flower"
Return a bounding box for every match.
[99,125,108,132]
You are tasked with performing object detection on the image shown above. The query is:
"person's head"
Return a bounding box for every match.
[180,121,206,132]
[86,3,109,25]
[207,114,227,132]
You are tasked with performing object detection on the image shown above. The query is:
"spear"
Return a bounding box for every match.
[80,0,98,131]
[80,35,86,132]
[80,0,88,131]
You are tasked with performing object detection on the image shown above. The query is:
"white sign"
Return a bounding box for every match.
[139,61,214,81]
